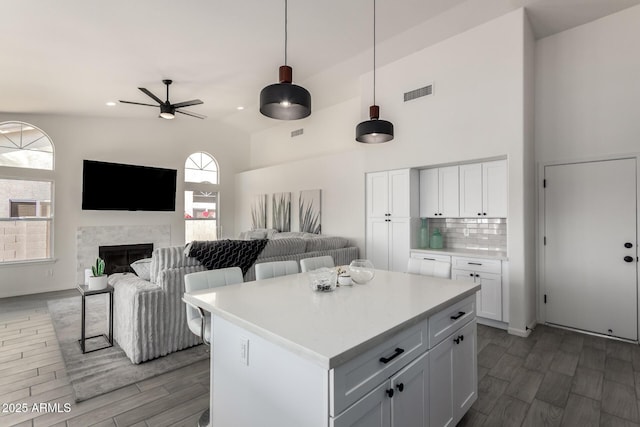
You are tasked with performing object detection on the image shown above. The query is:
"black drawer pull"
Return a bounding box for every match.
[467,262,482,266]
[423,257,436,260]
[454,334,464,344]
[379,347,405,364]
[450,311,465,320]
[386,388,394,398]
[396,383,404,392]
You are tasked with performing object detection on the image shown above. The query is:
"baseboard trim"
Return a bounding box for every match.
[508,320,537,338]
[477,317,508,331]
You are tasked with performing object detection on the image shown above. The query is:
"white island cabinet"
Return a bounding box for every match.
[184,269,480,427]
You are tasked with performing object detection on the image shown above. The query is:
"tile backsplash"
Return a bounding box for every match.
[425,218,507,252]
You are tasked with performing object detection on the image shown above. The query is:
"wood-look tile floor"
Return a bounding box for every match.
[460,322,640,427]
[2,291,640,426]
[0,290,209,427]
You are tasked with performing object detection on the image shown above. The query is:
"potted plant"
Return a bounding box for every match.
[88,257,108,290]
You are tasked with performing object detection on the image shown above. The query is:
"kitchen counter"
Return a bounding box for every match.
[184,269,480,369]
[412,247,508,260]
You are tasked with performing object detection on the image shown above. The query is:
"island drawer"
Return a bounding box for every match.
[410,251,451,263]
[329,319,429,417]
[429,294,475,347]
[451,256,501,274]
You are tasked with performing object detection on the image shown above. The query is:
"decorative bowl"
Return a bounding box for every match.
[308,267,337,292]
[349,259,375,284]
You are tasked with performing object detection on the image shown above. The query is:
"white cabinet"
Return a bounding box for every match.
[366,169,418,272]
[452,257,503,321]
[459,160,507,218]
[367,169,416,218]
[429,320,477,427]
[419,166,459,218]
[332,352,429,427]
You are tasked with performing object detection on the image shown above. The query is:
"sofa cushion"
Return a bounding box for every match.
[131,258,152,280]
[259,238,308,258]
[303,236,350,252]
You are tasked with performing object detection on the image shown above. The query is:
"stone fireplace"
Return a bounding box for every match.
[76,225,171,284]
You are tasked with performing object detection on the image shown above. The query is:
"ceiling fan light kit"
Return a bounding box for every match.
[356,0,394,143]
[259,0,311,120]
[120,79,206,120]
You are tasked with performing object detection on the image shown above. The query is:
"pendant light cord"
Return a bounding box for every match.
[373,0,376,106]
[284,0,288,66]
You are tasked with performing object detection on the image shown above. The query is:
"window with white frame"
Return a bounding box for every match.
[184,152,219,243]
[0,122,54,263]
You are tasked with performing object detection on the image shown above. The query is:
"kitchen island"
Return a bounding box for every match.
[184,268,480,427]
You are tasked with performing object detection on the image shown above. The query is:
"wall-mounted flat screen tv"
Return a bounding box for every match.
[82,160,177,211]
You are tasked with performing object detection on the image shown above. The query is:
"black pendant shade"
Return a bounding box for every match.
[356,0,394,143]
[356,105,394,143]
[260,66,311,120]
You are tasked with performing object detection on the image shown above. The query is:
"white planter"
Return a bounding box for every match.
[88,275,108,290]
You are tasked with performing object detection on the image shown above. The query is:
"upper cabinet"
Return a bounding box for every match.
[459,160,507,218]
[367,169,418,218]
[419,166,459,218]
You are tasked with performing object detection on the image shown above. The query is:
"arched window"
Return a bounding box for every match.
[0,121,54,263]
[184,152,219,243]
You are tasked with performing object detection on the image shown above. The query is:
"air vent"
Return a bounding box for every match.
[404,84,434,102]
[291,128,304,137]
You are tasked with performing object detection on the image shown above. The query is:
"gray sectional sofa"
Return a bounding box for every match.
[109,235,359,364]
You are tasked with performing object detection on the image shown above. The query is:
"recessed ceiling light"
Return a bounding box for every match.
[106,102,116,107]
[236,106,245,110]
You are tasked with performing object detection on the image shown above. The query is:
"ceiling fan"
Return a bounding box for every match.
[119,79,206,119]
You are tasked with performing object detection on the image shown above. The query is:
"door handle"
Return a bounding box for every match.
[624,256,634,263]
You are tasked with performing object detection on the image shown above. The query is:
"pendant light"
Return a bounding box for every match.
[356,0,394,143]
[260,0,311,120]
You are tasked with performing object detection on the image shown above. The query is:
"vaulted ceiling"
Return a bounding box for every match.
[2,0,639,132]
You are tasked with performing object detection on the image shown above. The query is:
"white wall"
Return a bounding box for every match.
[0,113,250,298]
[535,4,640,163]
[238,9,534,333]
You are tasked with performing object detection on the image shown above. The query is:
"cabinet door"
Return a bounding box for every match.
[391,352,429,427]
[367,218,390,271]
[453,321,477,425]
[388,169,411,217]
[429,334,454,427]
[476,272,502,321]
[367,172,389,217]
[459,163,483,217]
[482,160,507,217]
[389,218,410,272]
[419,169,439,218]
[331,381,391,427]
[439,166,459,217]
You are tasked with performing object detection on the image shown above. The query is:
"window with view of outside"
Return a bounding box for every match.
[0,122,54,263]
[185,152,219,243]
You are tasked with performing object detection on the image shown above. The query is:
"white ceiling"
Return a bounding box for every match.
[2,0,639,133]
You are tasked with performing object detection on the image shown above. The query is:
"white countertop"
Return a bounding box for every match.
[184,269,480,369]
[411,248,508,260]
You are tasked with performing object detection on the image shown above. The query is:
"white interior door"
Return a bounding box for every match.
[544,158,638,340]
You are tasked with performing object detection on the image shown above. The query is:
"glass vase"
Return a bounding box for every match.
[419,218,429,249]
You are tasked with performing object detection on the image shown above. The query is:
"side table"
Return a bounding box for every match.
[76,284,114,353]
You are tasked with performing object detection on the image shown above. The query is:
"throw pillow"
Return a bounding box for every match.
[131,258,152,281]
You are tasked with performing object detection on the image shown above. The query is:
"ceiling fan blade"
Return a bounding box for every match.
[176,109,206,119]
[138,88,164,104]
[119,100,158,107]
[172,99,203,109]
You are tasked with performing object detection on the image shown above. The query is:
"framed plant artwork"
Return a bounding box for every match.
[271,192,291,232]
[299,189,321,234]
[250,194,267,229]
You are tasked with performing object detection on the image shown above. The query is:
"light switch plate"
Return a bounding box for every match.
[240,338,249,366]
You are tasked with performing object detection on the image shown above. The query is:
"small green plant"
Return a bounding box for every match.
[92,257,105,277]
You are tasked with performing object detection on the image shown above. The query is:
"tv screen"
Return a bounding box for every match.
[82,160,177,211]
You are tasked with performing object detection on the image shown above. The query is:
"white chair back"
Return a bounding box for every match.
[300,255,335,273]
[184,267,243,341]
[255,260,299,280]
[407,258,451,279]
